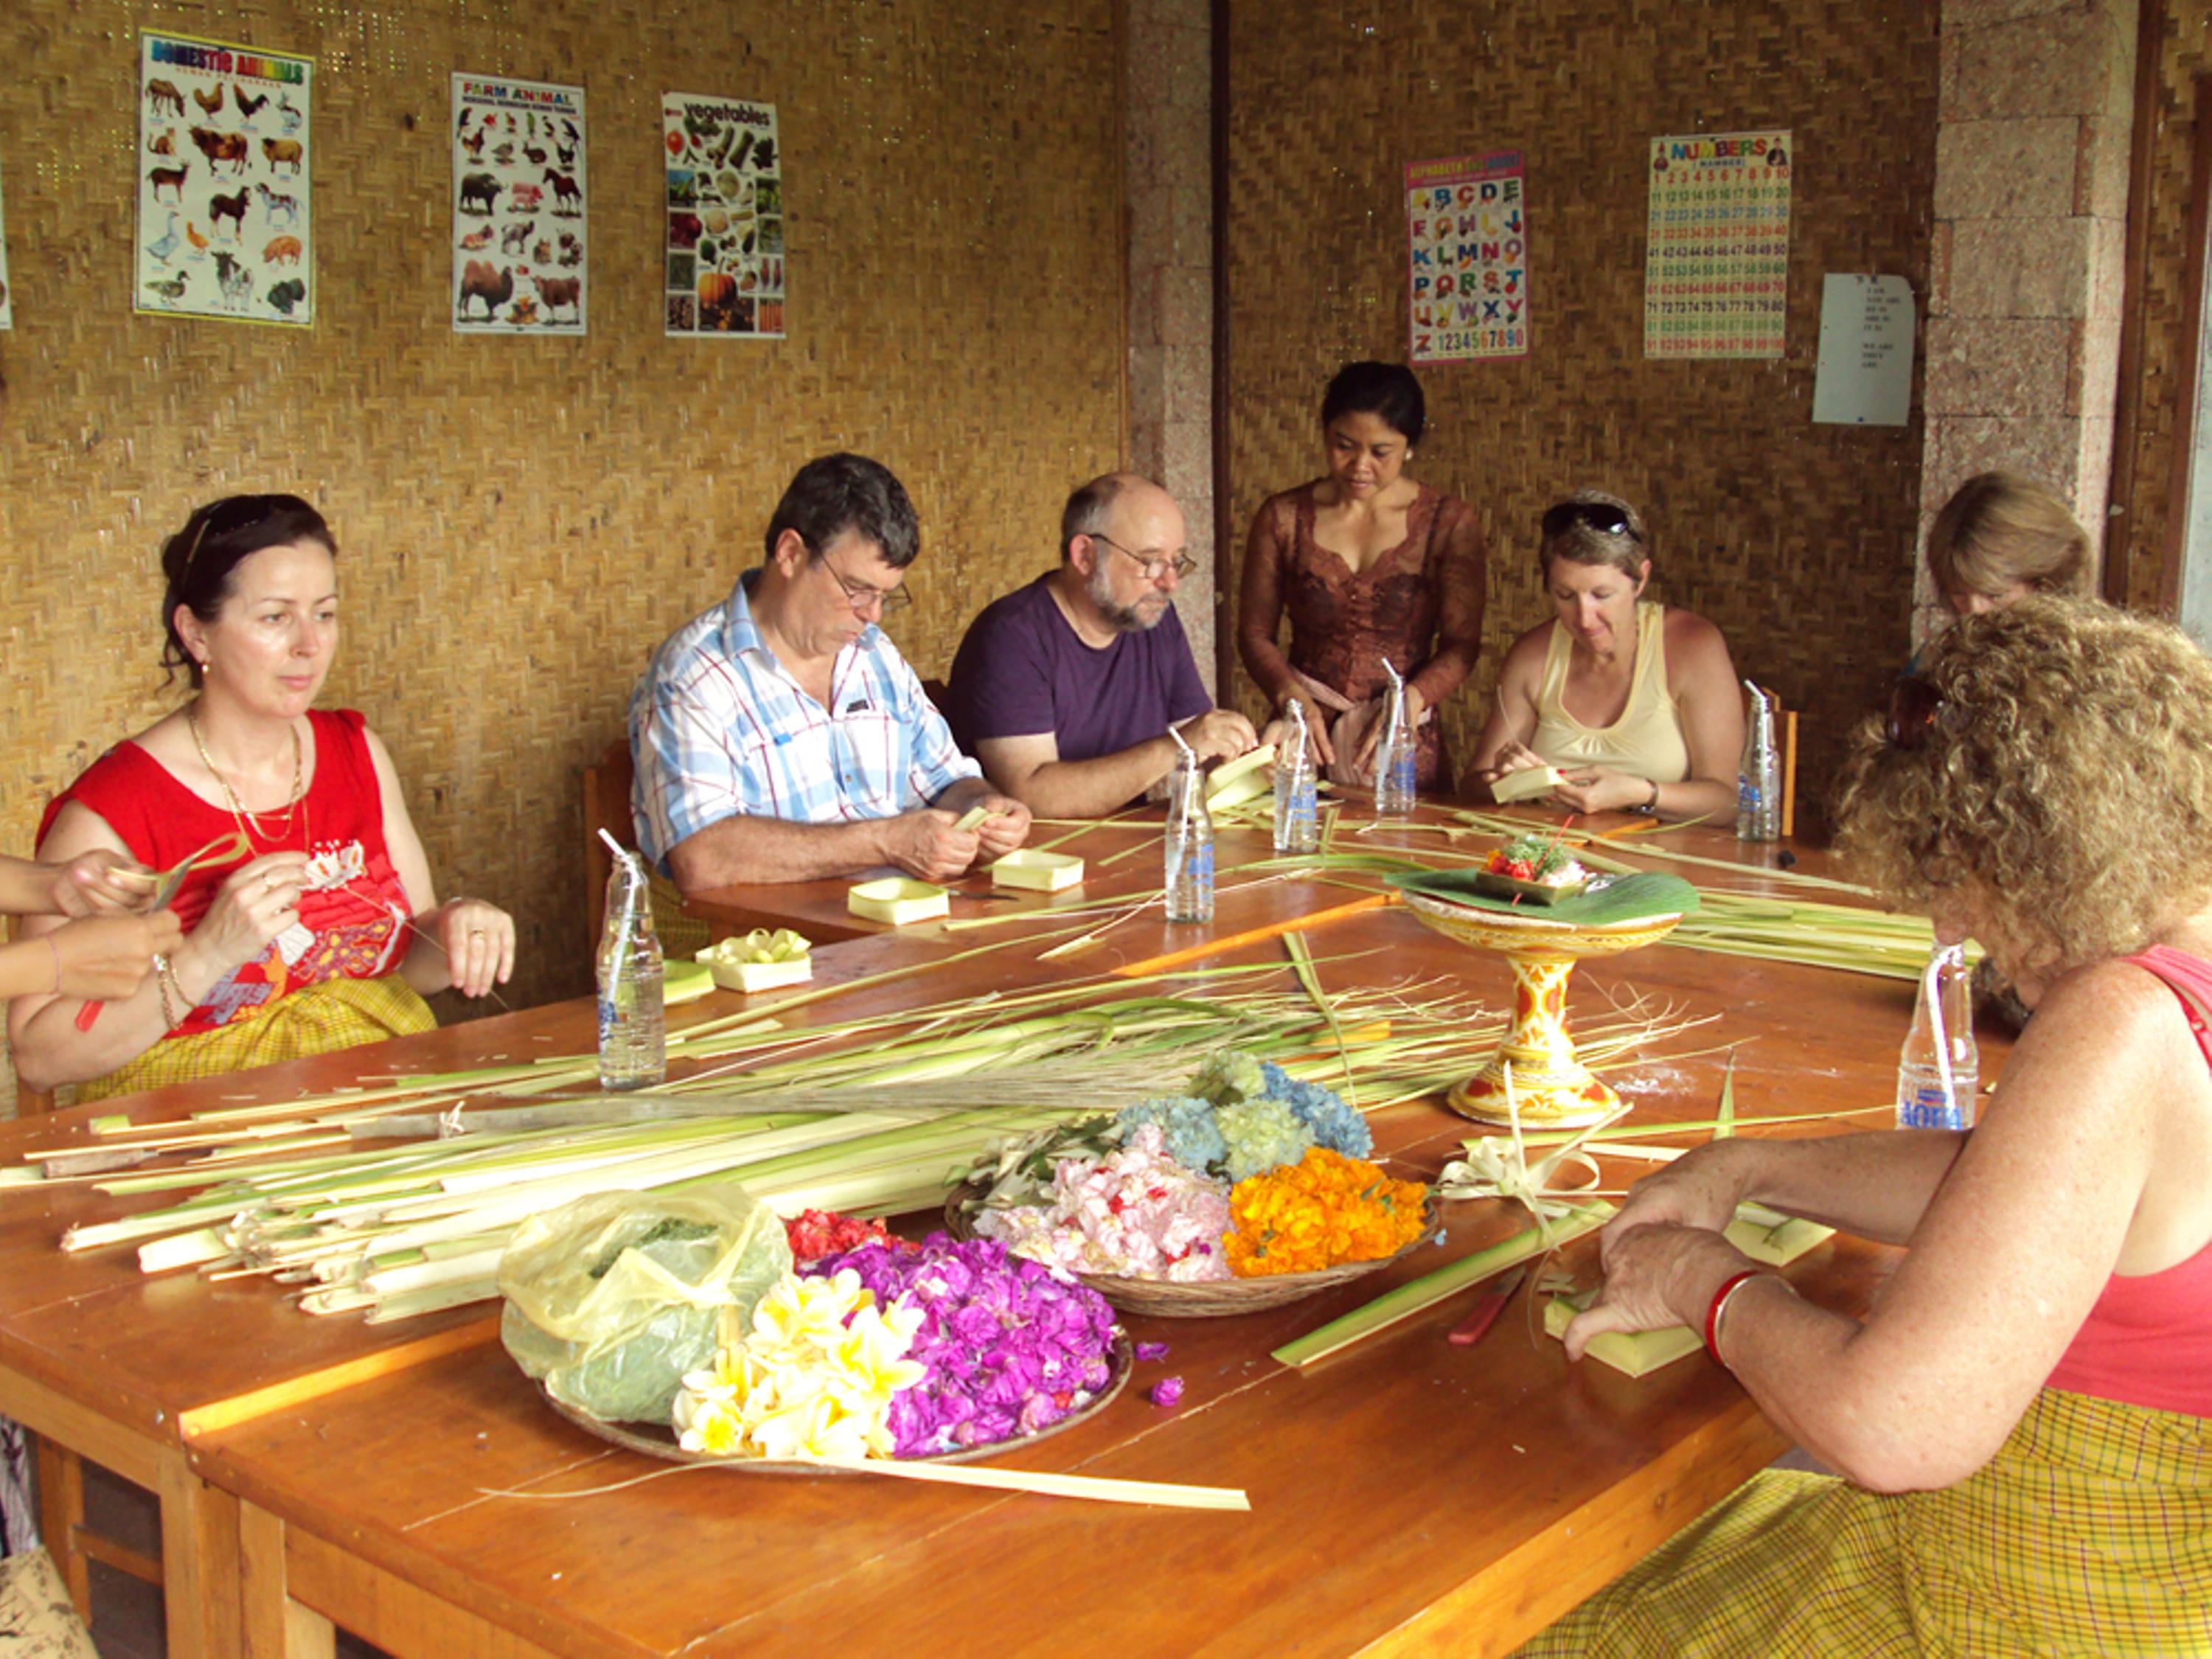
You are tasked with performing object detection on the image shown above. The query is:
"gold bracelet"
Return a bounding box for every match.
[152,953,183,1031]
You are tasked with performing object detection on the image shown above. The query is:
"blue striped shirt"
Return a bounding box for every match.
[628,571,978,873]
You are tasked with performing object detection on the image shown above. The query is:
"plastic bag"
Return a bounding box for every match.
[498,1182,793,1425]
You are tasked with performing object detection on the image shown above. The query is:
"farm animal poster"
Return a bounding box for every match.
[663,94,782,339]
[136,32,314,327]
[451,73,587,335]
[1644,131,1792,360]
[0,159,13,330]
[1405,151,1527,364]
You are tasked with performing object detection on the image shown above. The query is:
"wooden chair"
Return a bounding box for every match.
[581,738,708,959]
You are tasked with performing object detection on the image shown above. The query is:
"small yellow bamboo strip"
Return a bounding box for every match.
[482,1456,1248,1512]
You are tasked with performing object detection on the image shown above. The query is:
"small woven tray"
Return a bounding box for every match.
[537,1334,1132,1472]
[944,1182,1441,1318]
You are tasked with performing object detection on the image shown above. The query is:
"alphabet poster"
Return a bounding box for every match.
[135,31,313,327]
[0,159,12,330]
[1405,151,1527,363]
[451,73,587,334]
[1644,131,1791,359]
[663,93,783,338]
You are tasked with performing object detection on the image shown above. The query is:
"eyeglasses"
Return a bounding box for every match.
[1091,533,1197,583]
[819,554,911,616]
[1541,502,1643,543]
[1885,674,1948,752]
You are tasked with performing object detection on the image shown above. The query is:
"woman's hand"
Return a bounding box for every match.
[1560,1221,1755,1362]
[47,912,185,1001]
[181,852,312,978]
[1598,1141,1749,1269]
[1284,671,1354,768]
[49,850,158,918]
[1351,686,1427,778]
[433,898,515,998]
[1477,738,1552,785]
[1550,766,1654,815]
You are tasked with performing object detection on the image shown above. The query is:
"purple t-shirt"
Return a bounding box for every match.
[946,575,1211,762]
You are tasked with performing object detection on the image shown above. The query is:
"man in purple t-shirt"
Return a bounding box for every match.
[945,474,1260,816]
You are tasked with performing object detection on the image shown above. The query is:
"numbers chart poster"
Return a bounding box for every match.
[663,94,783,338]
[1644,131,1791,360]
[136,32,313,327]
[451,74,587,335]
[1405,151,1528,364]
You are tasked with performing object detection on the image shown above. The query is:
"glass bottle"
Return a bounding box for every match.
[1894,942,1978,1130]
[597,850,666,1091]
[1164,753,1215,923]
[1273,700,1319,854]
[1736,680,1780,842]
[1374,677,1416,821]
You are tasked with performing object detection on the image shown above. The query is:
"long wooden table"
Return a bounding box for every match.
[0,813,1973,1656]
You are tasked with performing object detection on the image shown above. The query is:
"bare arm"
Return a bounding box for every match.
[1572,964,2194,1492]
[1464,629,1551,798]
[668,810,974,891]
[975,711,1255,820]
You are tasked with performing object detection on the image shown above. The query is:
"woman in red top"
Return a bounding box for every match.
[1237,362,1486,790]
[1517,598,2212,1655]
[11,495,515,1102]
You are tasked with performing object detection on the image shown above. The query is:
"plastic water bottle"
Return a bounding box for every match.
[1894,942,1978,1130]
[1273,700,1319,854]
[597,849,666,1090]
[1374,674,1416,821]
[1164,754,1214,923]
[1736,680,1780,842]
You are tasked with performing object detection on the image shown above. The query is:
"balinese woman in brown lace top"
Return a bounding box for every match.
[1237,362,1486,790]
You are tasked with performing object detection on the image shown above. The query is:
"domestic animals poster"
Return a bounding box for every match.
[451,73,587,335]
[1644,130,1791,360]
[136,31,314,327]
[1404,151,1527,364]
[0,159,13,330]
[662,94,782,339]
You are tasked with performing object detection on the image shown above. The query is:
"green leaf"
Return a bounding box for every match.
[1388,868,1702,924]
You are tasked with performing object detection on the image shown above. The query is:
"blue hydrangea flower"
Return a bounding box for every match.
[1113,1097,1227,1175]
[1259,1062,1373,1158]
[1216,1096,1315,1184]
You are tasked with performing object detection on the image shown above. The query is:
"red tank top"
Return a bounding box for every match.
[38,710,413,1038]
[2039,944,2212,1417]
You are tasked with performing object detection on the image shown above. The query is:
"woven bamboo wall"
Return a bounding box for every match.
[0,0,1123,1032]
[2113,0,2211,609]
[1222,0,1941,820]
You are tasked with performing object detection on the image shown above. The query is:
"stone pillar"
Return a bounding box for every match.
[1917,0,2136,644]
[1121,0,1217,691]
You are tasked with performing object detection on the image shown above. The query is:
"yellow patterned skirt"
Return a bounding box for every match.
[1514,1387,2211,1657]
[73,974,437,1106]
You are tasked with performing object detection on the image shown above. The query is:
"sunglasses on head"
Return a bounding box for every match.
[1885,674,1950,752]
[1542,501,1641,542]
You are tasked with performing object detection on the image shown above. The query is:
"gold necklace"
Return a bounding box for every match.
[187,706,307,846]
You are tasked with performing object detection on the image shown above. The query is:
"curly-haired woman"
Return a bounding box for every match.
[1516,597,2212,1656]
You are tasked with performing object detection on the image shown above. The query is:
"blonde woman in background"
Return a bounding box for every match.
[1925,471,2093,616]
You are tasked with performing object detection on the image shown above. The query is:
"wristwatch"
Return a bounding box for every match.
[1638,777,1660,814]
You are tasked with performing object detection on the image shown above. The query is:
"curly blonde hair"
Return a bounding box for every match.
[1834,598,2212,975]
[1924,472,2092,602]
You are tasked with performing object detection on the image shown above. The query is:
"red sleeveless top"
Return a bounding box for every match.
[38,710,414,1038]
[2039,944,2212,1417]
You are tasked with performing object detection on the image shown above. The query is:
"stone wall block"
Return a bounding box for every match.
[1933,119,2079,218]
[2084,215,2129,319]
[1944,218,2093,317]
[1950,9,2119,120]
[1924,413,2085,501]
[1944,0,2092,29]
[2067,316,2121,416]
[1924,316,2073,416]
[2074,113,2131,217]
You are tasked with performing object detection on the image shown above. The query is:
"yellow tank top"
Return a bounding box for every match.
[1529,602,1691,782]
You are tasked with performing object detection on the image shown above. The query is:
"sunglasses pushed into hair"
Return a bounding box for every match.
[1541,501,1641,543]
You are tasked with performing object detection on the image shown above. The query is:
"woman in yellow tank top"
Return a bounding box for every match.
[1470,491,1744,821]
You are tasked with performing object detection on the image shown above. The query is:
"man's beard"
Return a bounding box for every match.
[1088,564,1166,633]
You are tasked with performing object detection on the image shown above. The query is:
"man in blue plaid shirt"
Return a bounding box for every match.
[630,453,1029,889]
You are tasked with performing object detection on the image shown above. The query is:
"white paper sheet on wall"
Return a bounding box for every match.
[1812,274,1916,426]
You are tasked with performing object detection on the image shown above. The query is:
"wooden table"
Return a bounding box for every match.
[1,818,1965,1656]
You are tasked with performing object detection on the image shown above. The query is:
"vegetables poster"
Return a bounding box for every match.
[0,159,12,330]
[135,32,314,328]
[1644,131,1791,359]
[1405,151,1528,364]
[451,74,587,335]
[663,94,783,339]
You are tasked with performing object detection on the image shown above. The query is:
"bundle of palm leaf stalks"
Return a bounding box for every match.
[30,955,1713,1326]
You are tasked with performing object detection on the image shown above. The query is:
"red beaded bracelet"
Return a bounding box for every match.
[1704,1270,1766,1366]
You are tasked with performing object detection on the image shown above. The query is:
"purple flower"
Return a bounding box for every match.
[1135,1341,1170,1363]
[1150,1377,1185,1408]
